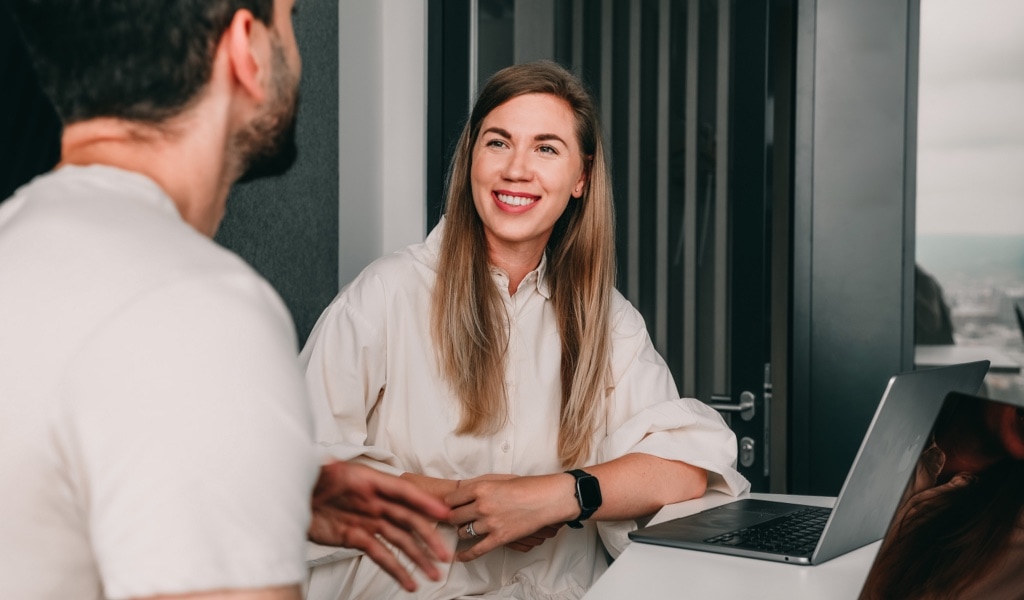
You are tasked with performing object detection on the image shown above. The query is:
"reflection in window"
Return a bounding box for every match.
[916,0,1024,401]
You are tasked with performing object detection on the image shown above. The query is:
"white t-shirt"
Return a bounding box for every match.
[0,166,320,599]
[300,223,748,600]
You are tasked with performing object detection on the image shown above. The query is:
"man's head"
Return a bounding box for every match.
[11,0,301,180]
[235,28,301,182]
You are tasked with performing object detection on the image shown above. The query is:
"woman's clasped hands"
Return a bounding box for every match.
[445,473,577,561]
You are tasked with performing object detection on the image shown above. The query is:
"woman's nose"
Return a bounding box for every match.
[502,148,531,181]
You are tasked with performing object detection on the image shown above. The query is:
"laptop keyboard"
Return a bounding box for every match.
[703,506,832,556]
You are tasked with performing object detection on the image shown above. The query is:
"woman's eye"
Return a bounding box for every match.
[539,145,558,155]
[485,139,507,149]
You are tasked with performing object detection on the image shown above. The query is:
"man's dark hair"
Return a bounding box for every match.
[10,0,274,124]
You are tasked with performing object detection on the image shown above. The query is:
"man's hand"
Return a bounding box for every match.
[308,461,452,592]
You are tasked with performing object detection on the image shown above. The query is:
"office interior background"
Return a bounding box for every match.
[1,0,1021,497]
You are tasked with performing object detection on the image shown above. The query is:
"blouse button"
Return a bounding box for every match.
[501,441,511,452]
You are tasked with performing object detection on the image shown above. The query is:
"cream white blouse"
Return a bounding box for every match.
[299,223,748,600]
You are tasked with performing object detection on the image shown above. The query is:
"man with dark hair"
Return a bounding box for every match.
[0,1,449,599]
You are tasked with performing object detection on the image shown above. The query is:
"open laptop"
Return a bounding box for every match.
[858,389,1024,598]
[628,361,990,565]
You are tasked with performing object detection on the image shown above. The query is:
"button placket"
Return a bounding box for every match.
[500,293,520,472]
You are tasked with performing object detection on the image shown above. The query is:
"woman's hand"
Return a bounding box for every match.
[444,474,578,561]
[505,524,563,552]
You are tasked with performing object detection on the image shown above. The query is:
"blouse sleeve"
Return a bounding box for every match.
[299,271,415,565]
[595,295,750,556]
[299,272,407,479]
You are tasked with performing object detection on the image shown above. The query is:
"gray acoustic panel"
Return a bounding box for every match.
[215,0,339,346]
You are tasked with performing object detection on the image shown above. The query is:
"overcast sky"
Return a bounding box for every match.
[917,0,1024,235]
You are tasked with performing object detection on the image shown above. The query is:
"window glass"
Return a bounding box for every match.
[916,0,1024,401]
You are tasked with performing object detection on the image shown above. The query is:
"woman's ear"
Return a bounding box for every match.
[572,168,588,199]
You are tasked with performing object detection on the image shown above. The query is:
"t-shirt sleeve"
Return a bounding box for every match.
[60,273,319,599]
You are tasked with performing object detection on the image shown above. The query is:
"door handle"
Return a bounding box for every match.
[708,390,756,421]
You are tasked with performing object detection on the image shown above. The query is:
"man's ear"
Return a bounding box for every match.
[221,9,269,103]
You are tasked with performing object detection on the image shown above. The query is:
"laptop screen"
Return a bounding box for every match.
[858,390,1024,599]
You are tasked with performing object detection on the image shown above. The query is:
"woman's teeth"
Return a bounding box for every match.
[497,193,536,207]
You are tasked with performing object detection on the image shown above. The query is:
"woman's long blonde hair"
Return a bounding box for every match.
[430,61,616,468]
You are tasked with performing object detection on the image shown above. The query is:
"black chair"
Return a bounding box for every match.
[1015,301,1024,343]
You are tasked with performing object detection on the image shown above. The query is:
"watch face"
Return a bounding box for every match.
[576,475,603,509]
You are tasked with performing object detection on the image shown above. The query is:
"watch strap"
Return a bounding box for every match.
[566,468,600,528]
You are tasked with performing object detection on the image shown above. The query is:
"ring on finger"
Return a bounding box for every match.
[465,521,479,538]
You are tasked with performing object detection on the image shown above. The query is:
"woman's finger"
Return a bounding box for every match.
[507,535,545,549]
[446,504,477,529]
[456,520,485,540]
[457,534,505,562]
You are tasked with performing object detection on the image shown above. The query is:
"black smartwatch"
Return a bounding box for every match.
[565,469,602,528]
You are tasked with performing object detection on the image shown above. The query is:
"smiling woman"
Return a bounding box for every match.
[299,60,747,600]
[469,93,586,283]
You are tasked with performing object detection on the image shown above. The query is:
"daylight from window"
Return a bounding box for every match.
[916,0,1024,400]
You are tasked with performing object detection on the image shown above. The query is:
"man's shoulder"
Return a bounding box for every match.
[0,165,295,394]
[6,164,272,304]
[5,165,240,264]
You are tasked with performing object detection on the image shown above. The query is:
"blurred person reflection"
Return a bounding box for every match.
[859,392,1024,599]
[916,264,955,346]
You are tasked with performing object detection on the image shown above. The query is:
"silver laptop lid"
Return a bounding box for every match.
[813,360,990,563]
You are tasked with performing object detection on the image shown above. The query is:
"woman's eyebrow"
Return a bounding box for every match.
[534,133,569,146]
[481,127,568,147]
[482,127,511,139]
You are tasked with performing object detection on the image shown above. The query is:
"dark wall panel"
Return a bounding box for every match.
[3,3,338,347]
[789,0,918,495]
[1,5,61,201]
[215,0,339,346]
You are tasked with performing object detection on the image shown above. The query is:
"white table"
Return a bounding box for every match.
[915,344,1021,374]
[584,492,879,600]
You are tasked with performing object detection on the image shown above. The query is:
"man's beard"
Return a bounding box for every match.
[235,40,300,183]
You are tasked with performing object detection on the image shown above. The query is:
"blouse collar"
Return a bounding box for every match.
[425,219,551,299]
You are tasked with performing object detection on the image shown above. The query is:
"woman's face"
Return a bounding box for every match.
[470,93,587,262]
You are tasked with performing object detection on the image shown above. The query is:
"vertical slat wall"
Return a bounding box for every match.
[655,0,672,353]
[626,1,642,303]
[682,0,701,397]
[714,0,731,393]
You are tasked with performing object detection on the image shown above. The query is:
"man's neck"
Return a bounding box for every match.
[59,116,235,238]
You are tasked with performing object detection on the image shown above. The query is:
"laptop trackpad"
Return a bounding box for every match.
[670,499,807,533]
